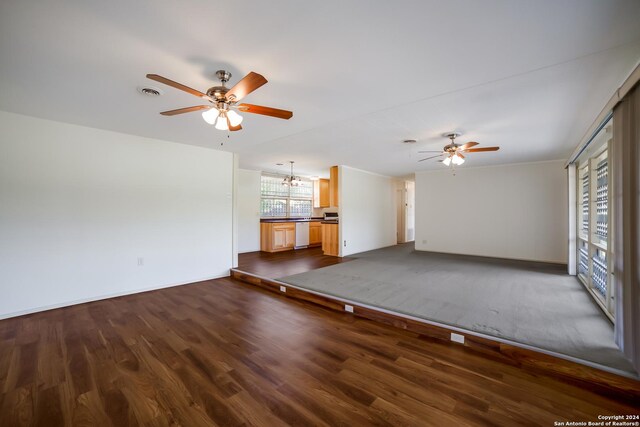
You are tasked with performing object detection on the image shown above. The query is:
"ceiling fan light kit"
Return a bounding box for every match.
[214,112,229,131]
[418,132,499,167]
[442,154,464,166]
[146,69,292,132]
[226,109,243,126]
[201,107,219,125]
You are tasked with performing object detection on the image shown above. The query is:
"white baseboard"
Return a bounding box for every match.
[0,273,230,320]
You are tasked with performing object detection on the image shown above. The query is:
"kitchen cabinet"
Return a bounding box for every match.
[329,166,339,207]
[322,222,340,256]
[313,178,330,208]
[309,222,322,246]
[261,222,296,252]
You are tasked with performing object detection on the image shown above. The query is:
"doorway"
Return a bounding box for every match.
[397,180,415,243]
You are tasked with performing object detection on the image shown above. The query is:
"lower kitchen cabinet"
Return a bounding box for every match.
[322,222,340,256]
[261,222,296,252]
[309,222,322,246]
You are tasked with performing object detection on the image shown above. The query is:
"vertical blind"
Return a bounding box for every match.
[612,82,640,372]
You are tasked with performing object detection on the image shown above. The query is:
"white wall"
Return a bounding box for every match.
[237,168,261,253]
[415,160,568,264]
[0,111,234,319]
[339,166,397,256]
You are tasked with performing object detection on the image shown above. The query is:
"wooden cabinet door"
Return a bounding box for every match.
[261,222,297,252]
[314,179,330,208]
[309,223,322,245]
[284,227,296,248]
[329,166,339,207]
[322,223,339,256]
[272,227,287,250]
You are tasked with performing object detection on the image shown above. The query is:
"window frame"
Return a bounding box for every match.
[260,173,313,218]
[575,122,615,321]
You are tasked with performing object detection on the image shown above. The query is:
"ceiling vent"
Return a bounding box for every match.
[137,86,162,96]
[402,139,417,144]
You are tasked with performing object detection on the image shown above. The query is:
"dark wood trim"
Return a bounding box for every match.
[230,268,640,404]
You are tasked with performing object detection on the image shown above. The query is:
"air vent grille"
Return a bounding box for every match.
[137,86,162,96]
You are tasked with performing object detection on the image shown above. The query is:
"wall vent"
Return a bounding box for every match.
[137,86,162,96]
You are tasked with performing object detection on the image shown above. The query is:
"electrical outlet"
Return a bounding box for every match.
[279,285,286,293]
[344,304,354,313]
[450,333,465,344]
[137,257,144,266]
[344,240,347,247]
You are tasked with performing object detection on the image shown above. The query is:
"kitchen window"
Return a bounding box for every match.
[260,174,313,217]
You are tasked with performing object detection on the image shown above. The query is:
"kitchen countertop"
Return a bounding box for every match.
[260,217,324,223]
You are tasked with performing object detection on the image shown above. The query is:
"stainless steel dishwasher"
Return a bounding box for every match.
[295,221,309,249]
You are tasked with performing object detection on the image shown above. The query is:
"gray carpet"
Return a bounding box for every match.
[280,243,636,375]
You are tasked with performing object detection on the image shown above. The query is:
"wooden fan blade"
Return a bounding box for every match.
[418,154,443,162]
[227,117,242,132]
[237,103,293,120]
[458,141,479,151]
[465,147,500,152]
[160,105,211,116]
[456,152,465,159]
[225,72,268,102]
[146,74,209,99]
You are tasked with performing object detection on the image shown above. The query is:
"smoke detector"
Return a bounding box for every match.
[137,86,163,96]
[402,139,417,144]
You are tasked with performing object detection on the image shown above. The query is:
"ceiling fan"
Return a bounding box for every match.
[146,70,293,132]
[418,133,499,166]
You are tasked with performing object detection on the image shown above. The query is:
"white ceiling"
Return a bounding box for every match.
[1,0,639,177]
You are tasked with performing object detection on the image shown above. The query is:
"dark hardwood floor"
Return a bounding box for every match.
[238,247,352,278]
[0,277,638,426]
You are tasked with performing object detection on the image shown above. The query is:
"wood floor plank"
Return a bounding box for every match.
[0,276,638,426]
[237,247,352,278]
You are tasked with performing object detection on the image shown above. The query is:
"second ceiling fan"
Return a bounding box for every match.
[146,70,293,131]
[418,133,500,166]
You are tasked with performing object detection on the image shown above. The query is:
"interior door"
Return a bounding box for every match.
[397,188,406,243]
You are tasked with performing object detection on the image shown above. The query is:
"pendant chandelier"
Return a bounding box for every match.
[282,161,301,186]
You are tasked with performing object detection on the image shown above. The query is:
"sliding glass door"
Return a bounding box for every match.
[576,121,614,319]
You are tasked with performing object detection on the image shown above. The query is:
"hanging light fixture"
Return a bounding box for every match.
[282,161,301,186]
[226,109,243,127]
[442,156,452,166]
[451,153,465,165]
[215,111,229,130]
[199,71,243,130]
[201,108,219,125]
[201,106,243,130]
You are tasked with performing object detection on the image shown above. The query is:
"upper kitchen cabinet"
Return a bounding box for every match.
[313,178,330,208]
[329,166,339,207]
